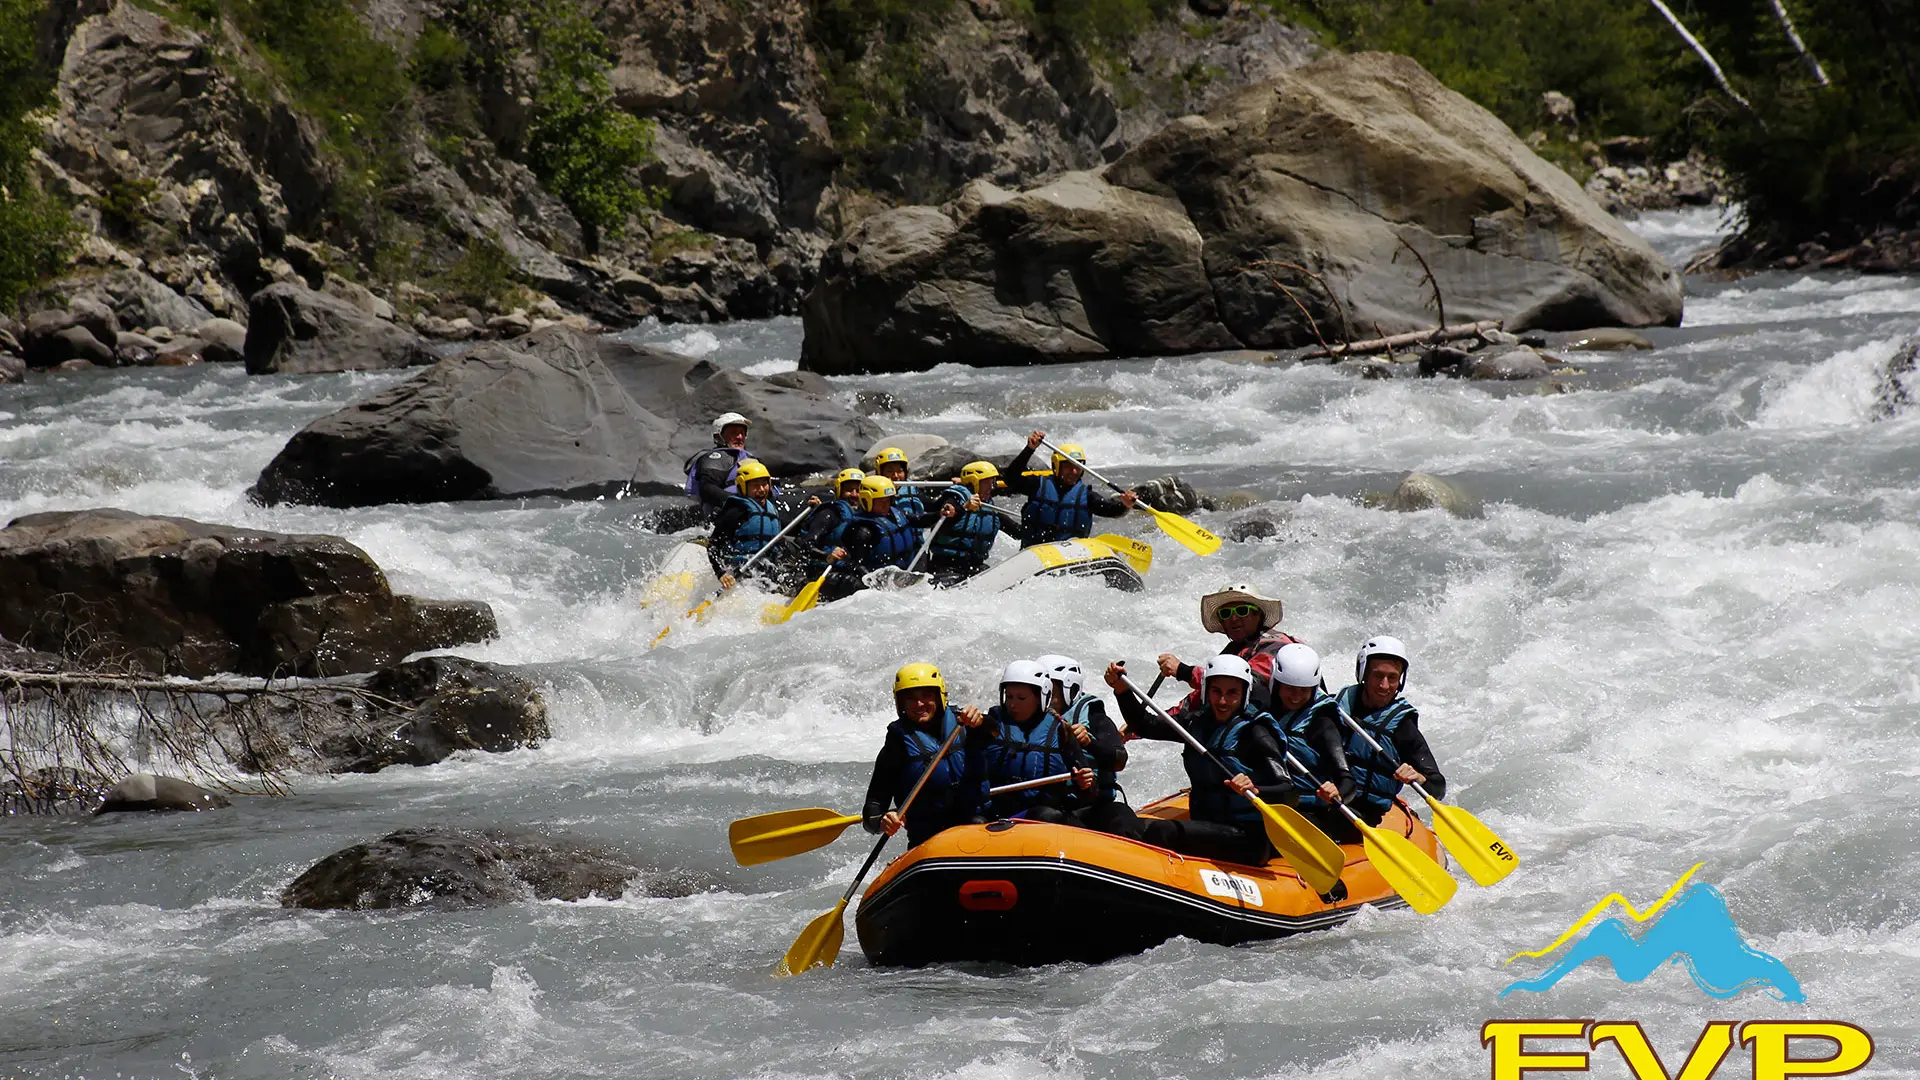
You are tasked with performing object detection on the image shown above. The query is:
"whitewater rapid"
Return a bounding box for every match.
[2,208,1918,1079]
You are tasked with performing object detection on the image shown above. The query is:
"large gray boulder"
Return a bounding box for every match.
[280,827,712,910]
[244,282,436,375]
[0,509,495,677]
[801,52,1682,375]
[252,326,879,507]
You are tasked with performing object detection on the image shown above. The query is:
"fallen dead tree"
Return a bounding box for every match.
[1303,320,1504,359]
[1,666,415,810]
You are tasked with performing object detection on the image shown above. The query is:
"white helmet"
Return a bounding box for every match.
[710,411,751,441]
[1355,635,1411,686]
[1200,654,1254,697]
[999,660,1051,698]
[1033,654,1084,701]
[1271,643,1323,689]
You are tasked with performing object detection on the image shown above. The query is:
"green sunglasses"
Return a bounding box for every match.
[1215,603,1263,620]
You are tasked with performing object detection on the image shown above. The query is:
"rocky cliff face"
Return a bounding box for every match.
[16,0,1318,343]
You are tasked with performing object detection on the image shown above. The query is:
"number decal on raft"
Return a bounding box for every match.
[1199,869,1264,907]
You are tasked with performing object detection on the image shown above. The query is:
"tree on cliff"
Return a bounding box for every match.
[0,0,74,310]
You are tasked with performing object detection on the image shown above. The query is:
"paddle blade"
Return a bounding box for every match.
[776,900,848,977]
[648,624,672,649]
[729,809,862,866]
[1248,795,1346,896]
[1426,798,1521,887]
[1144,506,1221,557]
[766,572,828,624]
[1092,534,1154,574]
[1359,821,1459,915]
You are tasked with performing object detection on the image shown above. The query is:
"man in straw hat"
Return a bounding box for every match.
[1155,583,1301,712]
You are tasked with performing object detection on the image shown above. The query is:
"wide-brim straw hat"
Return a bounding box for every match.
[1200,583,1283,634]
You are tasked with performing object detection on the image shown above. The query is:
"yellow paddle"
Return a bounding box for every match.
[1280,749,1458,915]
[777,721,966,977]
[1335,705,1519,887]
[1038,438,1221,557]
[1091,533,1154,574]
[766,567,828,624]
[1118,674,1344,896]
[730,774,1072,867]
[652,505,815,647]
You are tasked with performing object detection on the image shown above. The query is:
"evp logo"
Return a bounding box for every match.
[1484,864,1874,1078]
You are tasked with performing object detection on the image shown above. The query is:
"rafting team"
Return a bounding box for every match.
[858,583,1445,878]
[688,413,1137,600]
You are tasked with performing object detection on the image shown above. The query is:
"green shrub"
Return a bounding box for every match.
[0,0,75,311]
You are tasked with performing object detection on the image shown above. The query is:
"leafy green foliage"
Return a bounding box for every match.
[0,0,74,310]
[808,0,956,161]
[437,0,658,252]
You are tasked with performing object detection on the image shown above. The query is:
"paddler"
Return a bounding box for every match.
[1004,430,1136,548]
[862,663,987,847]
[1156,584,1300,711]
[1100,655,1293,865]
[683,412,752,519]
[706,458,815,589]
[870,446,928,521]
[1339,636,1446,826]
[1035,653,1130,829]
[972,660,1094,822]
[819,475,925,603]
[1265,643,1359,842]
[925,461,1017,586]
[799,468,867,582]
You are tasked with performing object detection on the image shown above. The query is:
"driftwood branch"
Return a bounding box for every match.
[1391,236,1446,332]
[1244,259,1351,347]
[2,667,416,810]
[1305,319,1502,359]
[1649,0,1754,112]
[1765,0,1829,87]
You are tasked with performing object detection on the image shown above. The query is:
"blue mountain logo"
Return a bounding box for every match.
[1501,868,1803,1002]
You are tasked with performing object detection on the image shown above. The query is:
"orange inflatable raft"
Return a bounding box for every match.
[854,792,1443,967]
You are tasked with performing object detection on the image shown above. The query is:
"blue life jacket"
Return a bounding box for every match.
[1020,474,1093,546]
[1183,706,1269,826]
[805,500,857,576]
[893,488,927,522]
[717,495,782,566]
[1059,694,1119,803]
[1337,684,1416,820]
[980,705,1069,813]
[930,486,1002,570]
[1267,690,1338,803]
[889,707,972,837]
[856,507,919,570]
[683,447,744,500]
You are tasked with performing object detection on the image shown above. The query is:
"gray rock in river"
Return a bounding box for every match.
[228,655,551,774]
[93,774,232,814]
[1459,344,1552,381]
[243,282,437,376]
[281,827,710,910]
[0,351,23,385]
[800,52,1682,375]
[1872,328,1920,421]
[251,326,879,507]
[1372,472,1483,518]
[0,509,495,678]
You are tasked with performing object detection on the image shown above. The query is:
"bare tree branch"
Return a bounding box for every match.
[1766,0,1830,87]
[1649,0,1755,112]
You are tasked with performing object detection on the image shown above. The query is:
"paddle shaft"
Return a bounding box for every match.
[1333,705,1439,807]
[989,772,1071,796]
[1280,749,1367,826]
[836,720,967,903]
[734,504,815,579]
[1037,438,1153,513]
[908,516,945,573]
[1147,674,1167,697]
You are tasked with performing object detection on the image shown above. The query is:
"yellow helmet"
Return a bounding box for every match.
[856,475,897,512]
[1051,443,1087,472]
[959,460,999,490]
[873,446,909,468]
[893,662,947,706]
[834,467,866,492]
[734,458,771,486]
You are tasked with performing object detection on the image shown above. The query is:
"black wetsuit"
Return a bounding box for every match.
[1105,690,1294,866]
[861,708,986,848]
[685,446,746,519]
